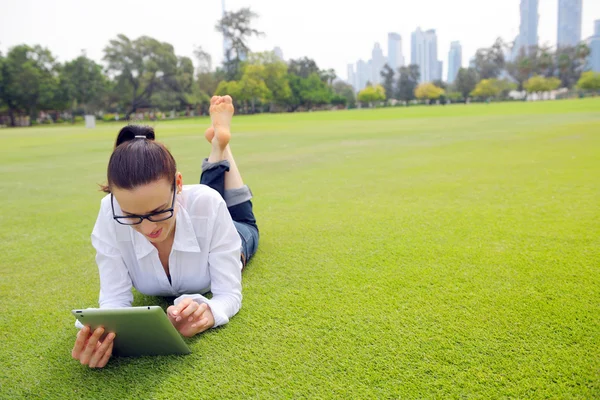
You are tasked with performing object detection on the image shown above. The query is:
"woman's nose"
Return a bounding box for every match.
[140,219,157,235]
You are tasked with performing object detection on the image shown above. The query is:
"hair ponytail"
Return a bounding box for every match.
[100,125,176,193]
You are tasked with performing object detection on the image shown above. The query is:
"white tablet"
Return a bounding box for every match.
[71,306,191,357]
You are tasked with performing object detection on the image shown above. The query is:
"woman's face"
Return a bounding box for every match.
[112,175,182,244]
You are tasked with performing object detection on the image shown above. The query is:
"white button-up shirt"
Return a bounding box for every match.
[90,184,242,328]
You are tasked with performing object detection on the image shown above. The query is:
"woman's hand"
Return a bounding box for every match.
[71,326,115,368]
[167,298,215,337]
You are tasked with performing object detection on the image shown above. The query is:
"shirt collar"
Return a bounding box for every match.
[131,196,201,259]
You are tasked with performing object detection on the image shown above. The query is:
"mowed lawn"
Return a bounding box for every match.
[0,99,599,399]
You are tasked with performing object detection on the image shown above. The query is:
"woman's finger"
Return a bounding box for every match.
[79,327,104,365]
[189,303,207,322]
[96,340,114,369]
[88,332,115,368]
[72,326,90,359]
[179,301,199,321]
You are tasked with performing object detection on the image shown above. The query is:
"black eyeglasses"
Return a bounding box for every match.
[111,181,177,226]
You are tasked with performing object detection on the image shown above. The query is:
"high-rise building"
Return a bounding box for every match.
[557,0,582,47]
[356,59,370,90]
[371,43,386,85]
[388,33,404,71]
[273,47,284,61]
[588,20,600,72]
[412,28,441,83]
[516,0,539,55]
[347,64,356,91]
[447,41,462,84]
[221,0,232,59]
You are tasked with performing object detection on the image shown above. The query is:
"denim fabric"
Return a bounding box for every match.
[200,159,259,267]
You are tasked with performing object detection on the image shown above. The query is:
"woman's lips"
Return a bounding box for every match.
[147,228,162,239]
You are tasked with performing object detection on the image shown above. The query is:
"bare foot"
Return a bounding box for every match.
[207,96,234,163]
[209,96,233,150]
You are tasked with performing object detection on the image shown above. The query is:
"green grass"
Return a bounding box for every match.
[1,99,599,399]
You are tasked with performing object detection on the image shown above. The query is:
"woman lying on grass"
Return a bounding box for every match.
[72,95,258,368]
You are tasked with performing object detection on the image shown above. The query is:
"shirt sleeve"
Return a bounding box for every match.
[91,200,134,309]
[175,199,242,328]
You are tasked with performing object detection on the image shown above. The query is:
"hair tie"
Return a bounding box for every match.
[134,135,147,139]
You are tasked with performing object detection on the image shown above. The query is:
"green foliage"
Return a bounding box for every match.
[473,38,506,79]
[0,44,59,125]
[469,78,515,99]
[357,84,386,105]
[414,82,445,101]
[453,68,479,100]
[380,64,395,100]
[288,57,320,79]
[332,81,356,108]
[523,75,561,93]
[215,7,263,80]
[506,43,591,89]
[396,65,420,102]
[58,54,107,113]
[103,34,180,118]
[246,52,291,106]
[576,71,600,92]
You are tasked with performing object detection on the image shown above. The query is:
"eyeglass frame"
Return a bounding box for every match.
[111,180,177,225]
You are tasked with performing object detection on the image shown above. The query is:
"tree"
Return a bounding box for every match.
[320,68,336,86]
[103,34,180,119]
[0,44,59,125]
[59,53,108,115]
[299,73,332,109]
[238,64,271,113]
[576,71,600,92]
[357,84,385,106]
[396,65,420,103]
[216,7,264,80]
[470,79,501,99]
[414,82,445,102]
[473,38,506,79]
[380,64,395,101]
[523,75,561,93]
[246,52,292,109]
[193,45,212,73]
[453,67,479,100]
[288,57,320,79]
[332,81,356,108]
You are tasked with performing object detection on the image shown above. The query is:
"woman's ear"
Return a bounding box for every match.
[176,172,183,193]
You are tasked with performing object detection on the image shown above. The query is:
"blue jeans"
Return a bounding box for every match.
[200,159,259,267]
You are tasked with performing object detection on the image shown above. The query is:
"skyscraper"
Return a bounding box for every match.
[356,60,370,90]
[347,64,356,91]
[557,0,582,47]
[516,0,539,55]
[388,33,404,71]
[588,20,600,72]
[412,28,441,83]
[273,47,284,61]
[371,43,386,85]
[221,0,232,59]
[447,41,462,84]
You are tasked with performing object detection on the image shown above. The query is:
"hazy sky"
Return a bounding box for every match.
[1,0,599,81]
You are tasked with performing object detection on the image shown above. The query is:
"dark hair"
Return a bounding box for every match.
[101,125,177,193]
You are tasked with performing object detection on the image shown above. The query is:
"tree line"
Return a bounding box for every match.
[1,13,599,127]
[0,7,356,127]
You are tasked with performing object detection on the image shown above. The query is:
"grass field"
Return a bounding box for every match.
[0,99,599,399]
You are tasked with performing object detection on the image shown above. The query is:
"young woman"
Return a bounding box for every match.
[72,95,258,368]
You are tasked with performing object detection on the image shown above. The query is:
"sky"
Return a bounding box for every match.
[1,0,599,81]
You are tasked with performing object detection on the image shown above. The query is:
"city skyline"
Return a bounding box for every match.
[1,0,599,82]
